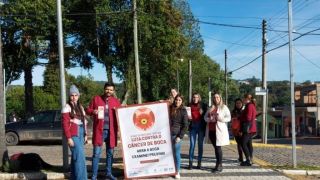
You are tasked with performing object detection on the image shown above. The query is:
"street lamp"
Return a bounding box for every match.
[177,58,183,92]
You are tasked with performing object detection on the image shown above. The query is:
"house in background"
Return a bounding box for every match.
[282,83,320,137]
[256,110,283,138]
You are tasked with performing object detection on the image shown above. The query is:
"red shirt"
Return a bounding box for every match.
[190,103,201,122]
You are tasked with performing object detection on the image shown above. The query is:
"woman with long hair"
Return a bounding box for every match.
[168,88,179,105]
[231,98,244,163]
[240,93,257,166]
[169,94,188,179]
[188,93,207,169]
[62,85,88,180]
[205,92,231,173]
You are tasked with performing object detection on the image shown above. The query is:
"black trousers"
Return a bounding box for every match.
[241,133,253,161]
[234,135,243,161]
[209,131,222,166]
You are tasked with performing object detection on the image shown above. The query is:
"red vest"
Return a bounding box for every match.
[86,95,121,147]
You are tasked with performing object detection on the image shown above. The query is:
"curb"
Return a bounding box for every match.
[229,140,302,149]
[277,169,307,175]
[225,145,320,177]
[278,170,320,176]
[0,172,67,180]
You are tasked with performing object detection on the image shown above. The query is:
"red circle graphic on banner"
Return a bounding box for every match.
[133,107,155,131]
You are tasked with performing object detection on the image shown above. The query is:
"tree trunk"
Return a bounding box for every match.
[24,65,34,116]
[105,62,113,83]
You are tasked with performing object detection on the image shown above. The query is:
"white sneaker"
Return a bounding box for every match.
[175,172,180,179]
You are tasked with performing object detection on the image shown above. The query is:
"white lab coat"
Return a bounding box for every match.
[204,104,231,146]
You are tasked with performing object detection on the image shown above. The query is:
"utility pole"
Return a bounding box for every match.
[316,91,320,136]
[177,60,179,92]
[133,0,142,104]
[262,19,268,144]
[0,2,8,167]
[176,58,183,93]
[224,49,228,106]
[188,59,192,103]
[288,0,297,168]
[56,0,68,170]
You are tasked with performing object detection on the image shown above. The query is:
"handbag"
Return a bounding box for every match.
[241,122,252,133]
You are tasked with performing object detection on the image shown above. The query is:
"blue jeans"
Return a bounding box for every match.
[189,122,205,163]
[172,136,182,172]
[70,125,88,180]
[91,129,114,179]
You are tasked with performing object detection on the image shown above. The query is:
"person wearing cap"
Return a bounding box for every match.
[86,82,121,180]
[62,85,88,180]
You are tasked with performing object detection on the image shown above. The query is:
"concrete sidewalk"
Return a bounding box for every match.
[2,137,320,179]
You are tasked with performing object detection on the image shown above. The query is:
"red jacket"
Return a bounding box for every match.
[86,95,121,147]
[240,102,257,134]
[62,103,87,139]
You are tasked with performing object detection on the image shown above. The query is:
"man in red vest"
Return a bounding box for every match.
[87,82,121,180]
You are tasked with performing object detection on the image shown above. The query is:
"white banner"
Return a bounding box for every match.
[116,102,176,179]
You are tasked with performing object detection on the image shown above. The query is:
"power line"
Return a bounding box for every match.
[202,35,259,47]
[229,27,320,74]
[193,19,320,36]
[294,48,320,70]
[2,10,131,18]
[266,0,320,46]
[196,20,260,30]
[267,27,320,52]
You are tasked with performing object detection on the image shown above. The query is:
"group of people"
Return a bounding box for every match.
[62,82,120,180]
[61,83,256,180]
[168,88,257,178]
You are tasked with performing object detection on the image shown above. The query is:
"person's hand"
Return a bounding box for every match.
[175,137,181,143]
[67,138,74,147]
[93,109,98,115]
[200,108,203,115]
[210,111,218,117]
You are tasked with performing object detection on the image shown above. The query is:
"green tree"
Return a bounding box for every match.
[5,86,25,118]
[67,0,188,103]
[68,75,104,107]
[268,81,290,107]
[2,0,62,115]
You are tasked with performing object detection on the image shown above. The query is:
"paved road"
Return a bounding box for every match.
[7,139,294,179]
[252,138,320,167]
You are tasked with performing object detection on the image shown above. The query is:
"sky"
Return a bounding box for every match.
[188,0,320,83]
[10,0,320,86]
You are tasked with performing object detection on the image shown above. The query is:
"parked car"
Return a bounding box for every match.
[5,110,62,145]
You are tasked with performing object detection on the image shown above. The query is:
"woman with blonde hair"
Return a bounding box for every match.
[205,92,231,173]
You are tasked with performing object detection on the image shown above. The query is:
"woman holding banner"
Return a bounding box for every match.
[169,94,188,179]
[205,92,231,173]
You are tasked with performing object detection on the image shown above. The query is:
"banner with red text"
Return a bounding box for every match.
[116,102,176,179]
